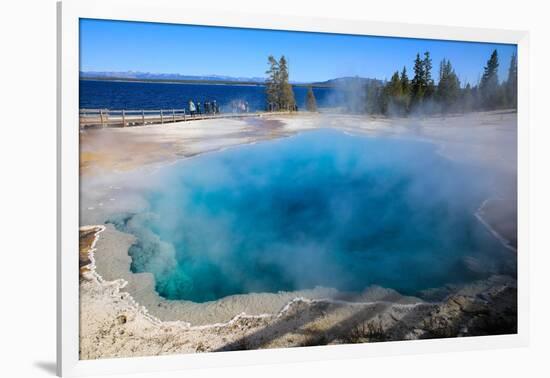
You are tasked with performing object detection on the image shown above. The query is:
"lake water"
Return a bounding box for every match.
[80,79,336,112]
[108,130,514,303]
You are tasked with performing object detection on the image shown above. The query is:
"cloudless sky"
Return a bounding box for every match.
[80,19,517,85]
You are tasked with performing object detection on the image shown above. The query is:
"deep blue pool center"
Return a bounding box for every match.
[109,129,514,303]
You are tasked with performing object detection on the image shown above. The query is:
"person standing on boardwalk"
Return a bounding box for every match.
[188,99,196,116]
[197,101,202,115]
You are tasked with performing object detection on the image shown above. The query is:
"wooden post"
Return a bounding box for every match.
[122,110,126,127]
[160,110,164,124]
[142,110,145,125]
[172,109,175,123]
[100,109,105,127]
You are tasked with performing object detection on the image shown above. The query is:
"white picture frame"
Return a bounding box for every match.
[57,0,530,376]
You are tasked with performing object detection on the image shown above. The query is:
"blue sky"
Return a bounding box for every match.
[80,19,517,85]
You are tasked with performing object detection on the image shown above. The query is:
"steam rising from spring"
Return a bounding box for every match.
[107,129,515,303]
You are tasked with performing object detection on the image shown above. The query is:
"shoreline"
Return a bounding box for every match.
[475,198,518,252]
[79,110,518,359]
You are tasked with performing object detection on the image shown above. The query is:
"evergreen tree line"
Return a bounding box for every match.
[265,55,296,111]
[365,49,517,116]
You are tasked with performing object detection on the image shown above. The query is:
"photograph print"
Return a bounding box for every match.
[78,18,518,360]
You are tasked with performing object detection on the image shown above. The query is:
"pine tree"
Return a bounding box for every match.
[384,71,401,98]
[383,71,407,115]
[400,66,410,94]
[479,49,500,109]
[306,86,317,111]
[437,59,461,113]
[506,53,518,109]
[411,53,425,108]
[423,52,435,101]
[265,55,296,111]
[400,66,411,112]
[278,56,295,111]
[265,55,280,111]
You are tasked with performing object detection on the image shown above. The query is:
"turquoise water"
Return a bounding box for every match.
[109,129,513,302]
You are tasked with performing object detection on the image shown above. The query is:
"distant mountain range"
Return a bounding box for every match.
[80,71,267,84]
[79,71,382,87]
[312,76,383,87]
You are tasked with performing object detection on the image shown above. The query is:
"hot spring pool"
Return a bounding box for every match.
[108,129,514,303]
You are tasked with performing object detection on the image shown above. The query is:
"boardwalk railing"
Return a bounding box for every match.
[79,108,272,129]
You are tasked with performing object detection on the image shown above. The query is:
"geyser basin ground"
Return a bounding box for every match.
[108,129,515,303]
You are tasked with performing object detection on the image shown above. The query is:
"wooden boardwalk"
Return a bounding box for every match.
[79,108,280,129]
